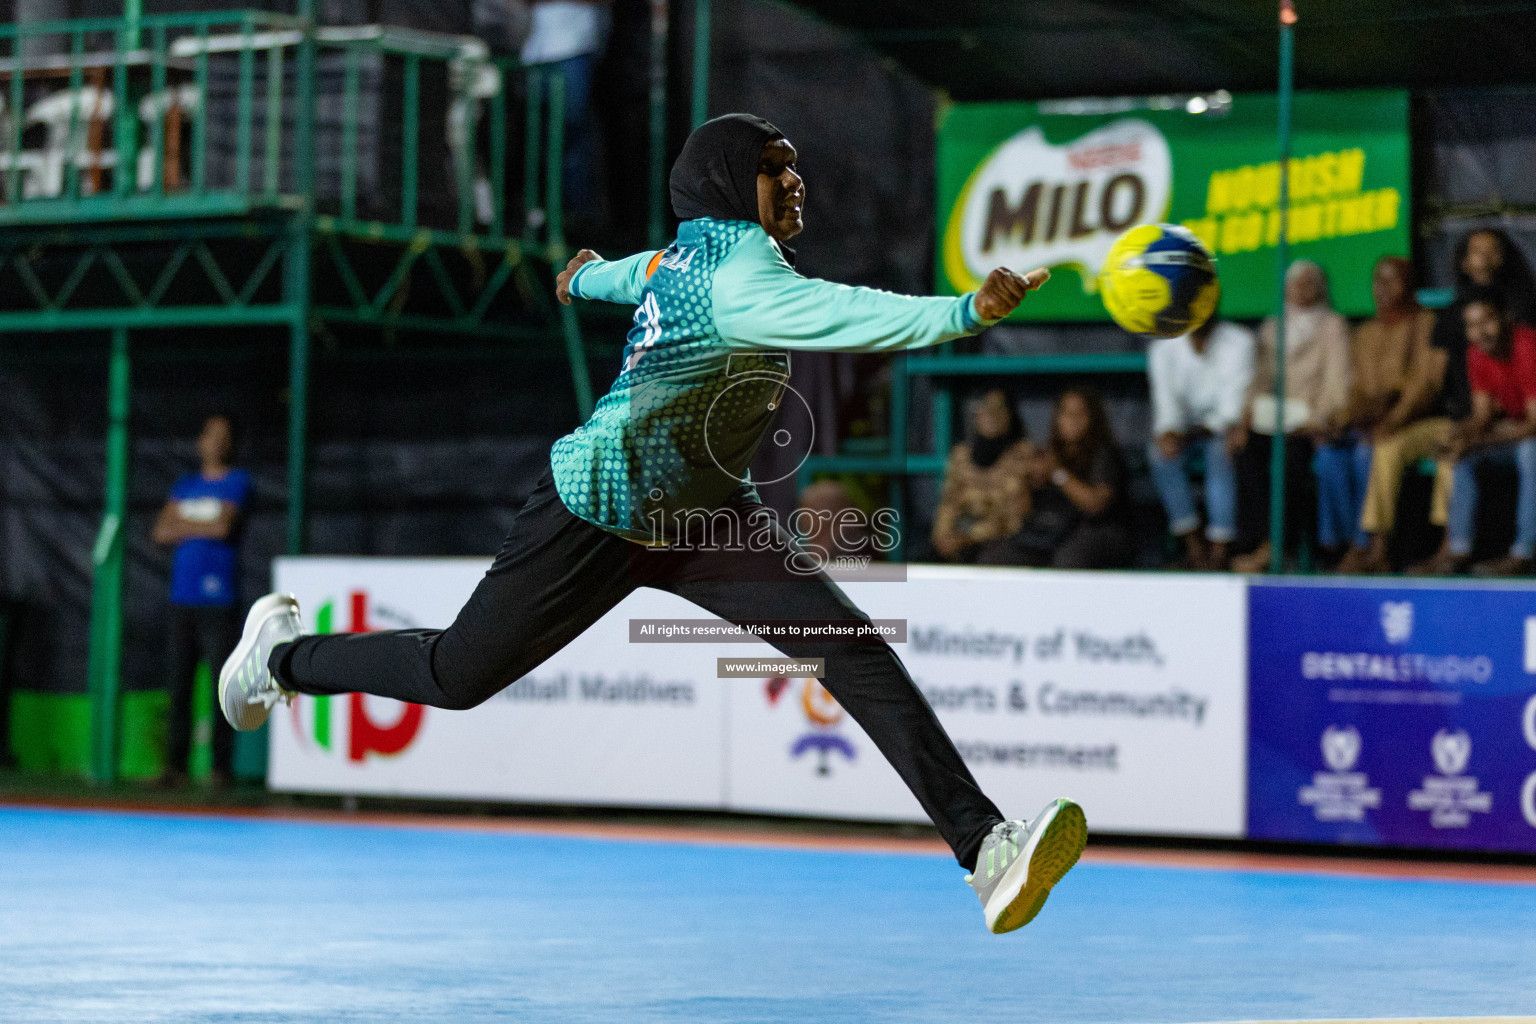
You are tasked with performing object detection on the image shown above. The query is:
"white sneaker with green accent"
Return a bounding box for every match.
[218,592,303,732]
[966,798,1087,934]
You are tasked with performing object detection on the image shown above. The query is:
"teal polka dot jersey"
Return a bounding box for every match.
[556,218,992,544]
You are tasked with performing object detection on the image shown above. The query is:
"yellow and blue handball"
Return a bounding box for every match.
[1098,223,1220,339]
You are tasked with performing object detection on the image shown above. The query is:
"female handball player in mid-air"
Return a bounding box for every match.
[219,113,1086,934]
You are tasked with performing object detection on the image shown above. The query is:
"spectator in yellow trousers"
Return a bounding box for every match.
[1334,257,1440,574]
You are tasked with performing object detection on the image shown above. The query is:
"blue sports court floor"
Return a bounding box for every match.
[2,805,1535,1024]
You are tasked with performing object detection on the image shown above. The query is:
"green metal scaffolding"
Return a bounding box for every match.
[0,4,607,782]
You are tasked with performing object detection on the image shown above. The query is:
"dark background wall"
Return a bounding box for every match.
[0,0,942,703]
[4,0,1536,704]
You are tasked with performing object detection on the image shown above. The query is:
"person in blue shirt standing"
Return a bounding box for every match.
[153,414,251,787]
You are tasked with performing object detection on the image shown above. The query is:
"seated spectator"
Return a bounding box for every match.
[1371,230,1536,571]
[1146,314,1255,570]
[1232,259,1351,573]
[977,387,1133,569]
[1449,228,1536,325]
[1412,290,1536,576]
[932,389,1032,562]
[1330,257,1439,573]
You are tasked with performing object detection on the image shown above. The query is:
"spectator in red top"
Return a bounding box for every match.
[1416,289,1536,575]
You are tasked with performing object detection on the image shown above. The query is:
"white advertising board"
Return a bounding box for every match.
[268,558,731,808]
[726,566,1248,836]
[269,559,1247,838]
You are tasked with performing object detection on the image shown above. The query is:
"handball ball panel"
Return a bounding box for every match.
[1099,223,1219,339]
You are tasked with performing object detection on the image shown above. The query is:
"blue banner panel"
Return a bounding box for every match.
[1248,580,1536,852]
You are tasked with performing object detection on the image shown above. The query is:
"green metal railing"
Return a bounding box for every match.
[0,11,309,223]
[0,7,582,786]
[0,12,584,252]
[1,3,723,784]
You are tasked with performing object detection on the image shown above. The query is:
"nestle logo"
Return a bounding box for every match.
[1067,142,1143,171]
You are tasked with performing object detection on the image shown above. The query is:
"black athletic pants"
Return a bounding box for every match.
[272,470,1003,869]
[167,604,237,776]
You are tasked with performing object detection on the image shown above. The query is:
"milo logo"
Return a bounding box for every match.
[943,119,1172,293]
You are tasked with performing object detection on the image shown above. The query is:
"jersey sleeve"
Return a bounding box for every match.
[568,250,662,306]
[710,229,995,352]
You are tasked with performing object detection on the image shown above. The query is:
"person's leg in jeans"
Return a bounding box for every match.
[554,53,601,221]
[652,508,1003,870]
[163,606,199,780]
[1445,446,1499,559]
[271,474,646,708]
[1148,439,1201,564]
[1511,438,1536,559]
[1201,435,1238,561]
[1313,437,1354,552]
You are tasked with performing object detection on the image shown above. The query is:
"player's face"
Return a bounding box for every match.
[1371,259,1407,313]
[756,139,804,242]
[1463,300,1508,356]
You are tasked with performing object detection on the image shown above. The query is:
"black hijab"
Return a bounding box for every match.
[670,113,793,264]
[969,393,1025,469]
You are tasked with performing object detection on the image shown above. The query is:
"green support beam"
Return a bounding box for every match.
[288,0,317,556]
[647,0,670,247]
[904,352,1147,375]
[0,7,603,771]
[691,0,711,128]
[284,226,311,556]
[123,0,141,46]
[1268,0,1296,572]
[86,327,130,785]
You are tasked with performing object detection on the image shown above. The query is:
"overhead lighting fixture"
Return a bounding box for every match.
[1039,89,1232,118]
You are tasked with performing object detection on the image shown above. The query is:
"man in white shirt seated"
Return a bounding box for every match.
[1146,316,1256,569]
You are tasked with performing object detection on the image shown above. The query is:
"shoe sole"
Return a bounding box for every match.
[218,592,298,732]
[985,798,1088,935]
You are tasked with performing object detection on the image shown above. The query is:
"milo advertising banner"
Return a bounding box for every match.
[937,89,1410,319]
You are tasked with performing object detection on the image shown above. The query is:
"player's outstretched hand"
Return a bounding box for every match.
[975,266,1050,321]
[556,249,602,306]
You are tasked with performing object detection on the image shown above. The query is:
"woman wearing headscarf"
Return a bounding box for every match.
[931,389,1033,562]
[1231,259,1351,573]
[217,115,1083,936]
[978,387,1135,569]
